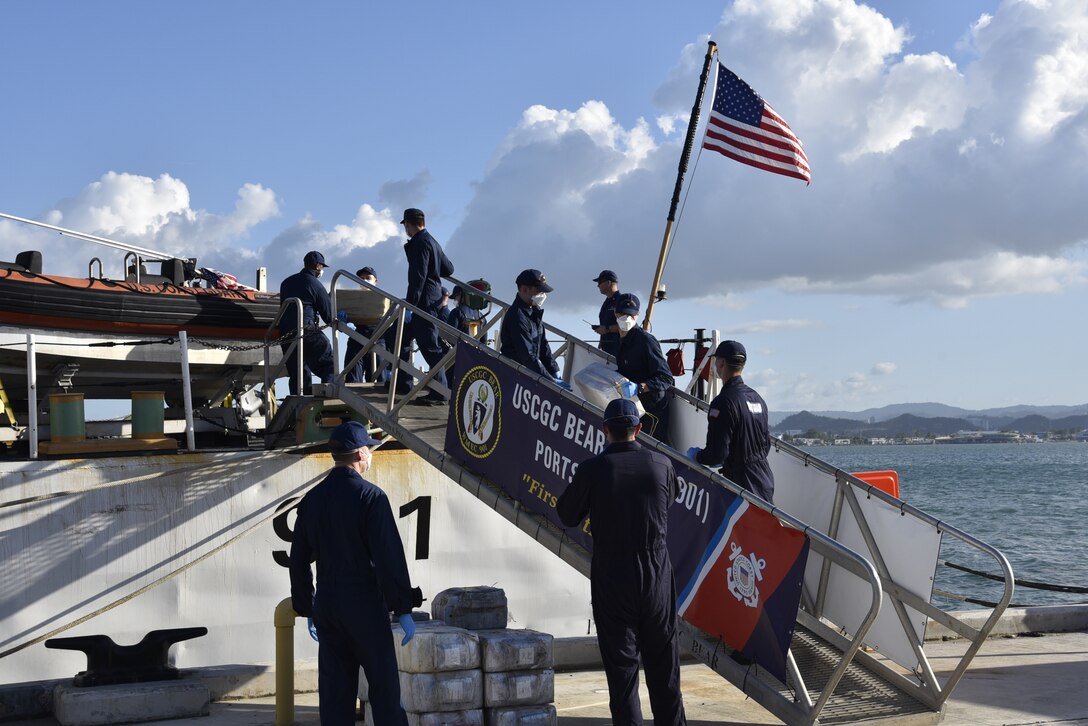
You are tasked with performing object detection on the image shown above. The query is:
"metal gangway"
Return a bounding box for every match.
[266,269,1014,725]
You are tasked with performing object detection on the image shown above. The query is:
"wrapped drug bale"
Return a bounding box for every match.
[399,669,484,713]
[365,703,484,726]
[476,629,553,672]
[431,587,508,631]
[338,287,391,326]
[483,670,554,708]
[391,623,481,673]
[485,704,557,726]
[359,616,440,701]
[572,362,645,416]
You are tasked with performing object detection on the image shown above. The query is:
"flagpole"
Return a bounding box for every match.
[642,40,717,332]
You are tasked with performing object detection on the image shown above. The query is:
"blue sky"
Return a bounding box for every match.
[1,1,1085,413]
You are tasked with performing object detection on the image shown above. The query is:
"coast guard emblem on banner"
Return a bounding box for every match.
[727,542,765,608]
[456,365,502,458]
[677,499,809,682]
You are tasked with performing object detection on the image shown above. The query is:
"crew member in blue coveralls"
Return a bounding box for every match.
[344,266,381,384]
[436,287,451,324]
[613,293,675,446]
[688,340,775,503]
[557,399,687,726]
[591,269,621,357]
[289,421,419,726]
[401,208,454,405]
[499,269,568,388]
[278,251,335,395]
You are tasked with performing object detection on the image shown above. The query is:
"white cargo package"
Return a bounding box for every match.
[572,362,644,416]
[431,586,508,631]
[476,629,553,672]
[400,669,484,712]
[367,704,485,726]
[390,623,481,673]
[410,709,485,726]
[337,287,390,326]
[483,670,554,708]
[362,620,449,699]
[485,704,557,726]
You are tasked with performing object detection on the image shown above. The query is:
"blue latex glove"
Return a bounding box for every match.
[687,446,701,462]
[397,613,416,645]
[620,381,638,398]
[554,377,572,391]
[307,617,319,642]
[403,309,413,324]
[336,309,348,322]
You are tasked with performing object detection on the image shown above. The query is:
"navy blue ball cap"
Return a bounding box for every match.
[304,250,326,267]
[441,286,450,296]
[357,266,376,278]
[604,398,641,427]
[400,207,425,224]
[515,268,553,293]
[614,293,640,315]
[329,421,381,450]
[713,340,747,363]
[592,269,618,283]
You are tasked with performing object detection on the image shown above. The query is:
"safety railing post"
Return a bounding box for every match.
[273,598,298,726]
[26,334,37,459]
[178,331,196,452]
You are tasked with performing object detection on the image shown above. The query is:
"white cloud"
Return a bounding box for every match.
[0,171,405,289]
[726,319,817,334]
[778,251,1087,308]
[444,0,1088,312]
[655,113,687,136]
[2,172,280,278]
[750,367,886,411]
[694,292,751,310]
[843,52,967,159]
[871,362,897,375]
[311,204,400,254]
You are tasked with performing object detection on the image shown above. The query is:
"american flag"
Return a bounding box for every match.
[702,63,810,184]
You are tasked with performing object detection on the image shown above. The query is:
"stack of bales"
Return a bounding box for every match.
[435,587,556,725]
[362,616,484,725]
[360,587,555,725]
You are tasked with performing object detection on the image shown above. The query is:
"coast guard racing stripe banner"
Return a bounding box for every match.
[443,344,809,681]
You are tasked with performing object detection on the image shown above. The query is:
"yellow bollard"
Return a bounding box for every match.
[274,597,299,726]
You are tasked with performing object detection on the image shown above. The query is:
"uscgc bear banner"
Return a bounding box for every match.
[444,344,809,682]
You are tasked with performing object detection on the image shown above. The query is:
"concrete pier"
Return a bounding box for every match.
[5,629,1085,725]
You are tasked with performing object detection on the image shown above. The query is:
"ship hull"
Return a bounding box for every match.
[0,447,591,684]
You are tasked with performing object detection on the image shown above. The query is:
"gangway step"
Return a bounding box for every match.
[787,628,937,724]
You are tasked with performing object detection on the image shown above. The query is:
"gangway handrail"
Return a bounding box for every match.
[263,298,304,427]
[319,280,889,721]
[322,269,1008,718]
[328,271,471,408]
[683,389,1014,705]
[771,436,1015,702]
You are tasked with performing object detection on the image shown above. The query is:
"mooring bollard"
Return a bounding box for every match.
[274,597,299,726]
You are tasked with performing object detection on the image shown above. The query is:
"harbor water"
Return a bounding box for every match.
[801,442,1088,610]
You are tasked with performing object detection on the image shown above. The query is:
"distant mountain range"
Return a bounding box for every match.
[771,405,1088,437]
[768,402,1088,428]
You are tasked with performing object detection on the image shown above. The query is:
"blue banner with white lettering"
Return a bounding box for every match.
[443,344,808,682]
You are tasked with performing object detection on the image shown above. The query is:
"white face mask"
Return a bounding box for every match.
[360,450,372,474]
[616,315,637,333]
[531,292,547,308]
[316,267,325,278]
